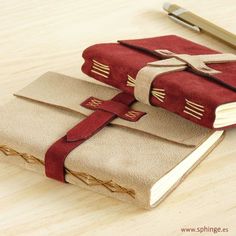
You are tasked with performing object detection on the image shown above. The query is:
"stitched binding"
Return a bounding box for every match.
[81,96,146,122]
[0,145,135,198]
[91,59,110,78]
[183,99,205,120]
[151,88,166,103]
[119,40,236,93]
[127,75,166,102]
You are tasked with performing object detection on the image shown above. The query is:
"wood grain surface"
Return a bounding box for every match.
[0,1,235,235]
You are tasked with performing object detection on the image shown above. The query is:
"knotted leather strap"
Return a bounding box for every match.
[134,50,236,105]
[45,92,145,182]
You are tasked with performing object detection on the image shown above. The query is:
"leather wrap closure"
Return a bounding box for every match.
[134,49,236,105]
[45,92,145,182]
[80,96,146,122]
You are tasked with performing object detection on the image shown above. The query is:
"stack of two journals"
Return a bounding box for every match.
[1,35,236,209]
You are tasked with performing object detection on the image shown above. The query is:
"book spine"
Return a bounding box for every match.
[81,59,216,129]
[0,144,150,208]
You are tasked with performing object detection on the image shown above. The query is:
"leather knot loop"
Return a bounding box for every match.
[134,50,236,105]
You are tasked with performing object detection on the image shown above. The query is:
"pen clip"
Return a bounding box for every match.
[168,14,201,32]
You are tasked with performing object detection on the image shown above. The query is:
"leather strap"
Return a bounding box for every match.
[80,96,146,122]
[153,50,236,74]
[45,92,144,182]
[134,65,185,105]
[149,53,236,67]
[134,50,236,105]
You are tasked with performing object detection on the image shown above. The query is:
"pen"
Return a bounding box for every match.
[163,2,236,49]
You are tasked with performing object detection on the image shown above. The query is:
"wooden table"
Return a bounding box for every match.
[0,1,235,235]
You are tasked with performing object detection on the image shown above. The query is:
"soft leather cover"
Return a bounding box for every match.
[0,72,219,208]
[81,35,236,129]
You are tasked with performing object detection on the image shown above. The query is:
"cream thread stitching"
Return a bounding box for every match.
[91,70,109,78]
[87,98,102,108]
[184,106,204,116]
[152,91,165,96]
[185,99,204,109]
[93,62,110,71]
[184,99,205,119]
[151,95,164,102]
[152,88,165,92]
[127,75,166,102]
[186,102,205,112]
[124,110,140,119]
[127,75,136,87]
[92,59,110,69]
[151,89,166,103]
[183,110,202,119]
[152,92,165,99]
[91,98,102,104]
[91,60,110,78]
[92,66,110,75]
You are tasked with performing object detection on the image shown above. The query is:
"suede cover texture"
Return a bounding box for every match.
[81,35,236,129]
[0,72,219,208]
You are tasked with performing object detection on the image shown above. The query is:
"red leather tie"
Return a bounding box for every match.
[45,92,145,182]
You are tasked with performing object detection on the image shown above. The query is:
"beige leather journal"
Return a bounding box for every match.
[0,72,224,209]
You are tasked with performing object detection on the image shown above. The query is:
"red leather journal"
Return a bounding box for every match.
[81,35,236,129]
